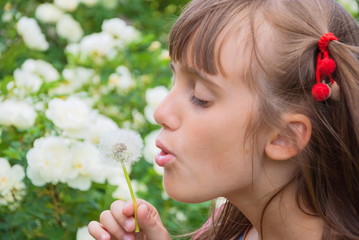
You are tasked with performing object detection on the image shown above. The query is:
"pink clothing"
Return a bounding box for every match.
[193,205,224,239]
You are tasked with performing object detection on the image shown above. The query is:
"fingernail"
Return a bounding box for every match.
[144,205,150,219]
[123,201,131,208]
[124,218,134,231]
[100,234,109,240]
[122,234,133,240]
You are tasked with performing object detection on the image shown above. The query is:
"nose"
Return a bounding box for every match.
[154,89,181,130]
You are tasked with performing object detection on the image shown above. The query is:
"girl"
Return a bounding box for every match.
[88,0,359,239]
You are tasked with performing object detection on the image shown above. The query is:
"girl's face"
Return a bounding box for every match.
[154,36,267,203]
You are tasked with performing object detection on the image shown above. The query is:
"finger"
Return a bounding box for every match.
[88,221,111,240]
[122,199,147,217]
[136,203,171,240]
[134,232,146,240]
[110,200,137,232]
[99,210,127,239]
[121,199,170,239]
[121,199,151,233]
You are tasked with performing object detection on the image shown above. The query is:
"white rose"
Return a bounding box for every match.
[56,14,83,42]
[76,226,95,240]
[337,0,359,13]
[0,99,37,129]
[104,165,124,186]
[51,67,94,95]
[67,142,106,191]
[13,68,43,93]
[143,129,160,164]
[0,101,14,126]
[54,0,80,11]
[46,97,96,138]
[102,18,139,43]
[108,65,134,89]
[80,0,99,6]
[2,11,13,22]
[79,32,115,64]
[148,41,161,51]
[86,114,119,144]
[145,86,169,110]
[66,43,80,56]
[169,208,188,222]
[122,109,146,130]
[160,49,170,61]
[17,17,49,51]
[104,167,133,200]
[144,86,169,124]
[35,3,64,23]
[22,59,60,82]
[112,179,146,201]
[102,18,126,36]
[120,25,140,43]
[143,129,163,175]
[0,158,26,208]
[63,67,94,84]
[33,101,46,111]
[10,101,37,129]
[10,59,59,96]
[26,136,76,186]
[101,0,118,8]
[111,181,133,200]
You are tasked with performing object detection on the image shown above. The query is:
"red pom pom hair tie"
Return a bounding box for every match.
[312,32,340,101]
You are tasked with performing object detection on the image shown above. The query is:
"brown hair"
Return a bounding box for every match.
[169,0,359,239]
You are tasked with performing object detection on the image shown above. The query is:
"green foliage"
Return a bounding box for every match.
[1,0,356,239]
[337,0,359,17]
[0,0,211,239]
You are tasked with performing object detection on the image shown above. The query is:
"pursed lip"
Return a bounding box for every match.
[155,139,176,167]
[155,139,174,156]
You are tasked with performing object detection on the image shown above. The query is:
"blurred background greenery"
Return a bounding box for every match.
[0,0,358,239]
[0,0,212,239]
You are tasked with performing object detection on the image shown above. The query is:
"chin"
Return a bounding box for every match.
[164,184,214,204]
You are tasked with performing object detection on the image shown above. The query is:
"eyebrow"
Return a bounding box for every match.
[170,62,222,89]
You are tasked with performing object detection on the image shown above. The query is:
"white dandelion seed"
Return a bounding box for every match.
[98,129,143,232]
[98,129,143,165]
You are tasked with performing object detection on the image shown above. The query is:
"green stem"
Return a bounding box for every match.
[121,162,140,232]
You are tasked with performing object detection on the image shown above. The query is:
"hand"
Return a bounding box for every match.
[88,199,171,240]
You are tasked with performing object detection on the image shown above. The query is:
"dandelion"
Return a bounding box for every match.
[98,129,143,232]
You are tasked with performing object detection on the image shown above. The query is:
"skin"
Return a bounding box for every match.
[155,60,262,204]
[88,24,323,240]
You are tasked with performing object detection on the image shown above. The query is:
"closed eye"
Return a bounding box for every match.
[190,96,210,107]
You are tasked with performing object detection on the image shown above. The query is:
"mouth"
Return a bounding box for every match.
[155,140,175,167]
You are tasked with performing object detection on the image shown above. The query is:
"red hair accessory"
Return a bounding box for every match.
[311,32,340,101]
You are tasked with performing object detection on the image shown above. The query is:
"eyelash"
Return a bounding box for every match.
[190,95,209,107]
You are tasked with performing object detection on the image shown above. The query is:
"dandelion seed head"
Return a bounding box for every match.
[99,129,143,165]
[111,143,128,162]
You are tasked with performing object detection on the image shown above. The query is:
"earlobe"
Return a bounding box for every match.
[265,114,312,161]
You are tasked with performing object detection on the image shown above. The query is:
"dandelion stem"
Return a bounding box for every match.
[121,161,140,232]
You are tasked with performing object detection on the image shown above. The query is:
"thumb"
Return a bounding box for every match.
[137,203,171,240]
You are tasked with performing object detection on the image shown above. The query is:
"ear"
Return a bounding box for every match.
[265,114,312,161]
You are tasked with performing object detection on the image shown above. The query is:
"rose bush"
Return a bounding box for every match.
[0,0,212,239]
[0,0,357,239]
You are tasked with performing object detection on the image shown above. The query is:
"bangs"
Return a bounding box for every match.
[169,0,253,75]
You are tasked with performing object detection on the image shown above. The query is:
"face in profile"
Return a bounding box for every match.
[154,29,272,203]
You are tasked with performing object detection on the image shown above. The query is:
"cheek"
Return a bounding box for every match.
[164,139,255,203]
[183,116,253,178]
[164,102,260,201]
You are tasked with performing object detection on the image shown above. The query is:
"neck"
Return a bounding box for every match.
[228,183,324,240]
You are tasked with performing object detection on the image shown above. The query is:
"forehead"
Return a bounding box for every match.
[218,28,254,82]
[173,22,275,94]
[220,17,275,84]
[168,0,250,75]
[169,0,273,84]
